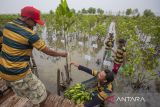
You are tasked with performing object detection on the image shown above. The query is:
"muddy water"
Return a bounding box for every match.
[33,22,160,107]
[33,33,105,93]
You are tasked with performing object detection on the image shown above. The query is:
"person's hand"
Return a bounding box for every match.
[60,52,68,57]
[70,61,79,67]
[70,61,74,65]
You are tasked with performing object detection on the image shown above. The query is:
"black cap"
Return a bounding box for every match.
[104,69,114,83]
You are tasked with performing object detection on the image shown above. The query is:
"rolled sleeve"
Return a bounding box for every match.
[33,39,46,51]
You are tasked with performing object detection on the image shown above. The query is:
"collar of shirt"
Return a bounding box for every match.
[13,18,28,27]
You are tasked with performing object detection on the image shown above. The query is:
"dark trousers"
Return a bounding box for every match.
[84,94,104,107]
[82,77,104,107]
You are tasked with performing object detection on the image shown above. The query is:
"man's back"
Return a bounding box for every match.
[0,31,2,51]
[0,19,46,81]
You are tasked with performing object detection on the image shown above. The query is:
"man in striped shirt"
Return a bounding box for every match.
[0,6,67,106]
[112,39,126,74]
[103,33,114,61]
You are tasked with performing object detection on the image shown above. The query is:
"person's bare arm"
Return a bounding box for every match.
[41,46,67,57]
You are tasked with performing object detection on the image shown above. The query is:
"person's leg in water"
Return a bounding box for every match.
[108,50,111,58]
[103,50,107,61]
[105,49,112,59]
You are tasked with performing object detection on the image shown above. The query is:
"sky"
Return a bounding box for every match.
[0,0,160,15]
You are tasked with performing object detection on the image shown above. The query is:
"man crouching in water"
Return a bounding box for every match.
[70,62,114,107]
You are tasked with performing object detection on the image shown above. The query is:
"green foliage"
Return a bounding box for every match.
[97,8,104,15]
[82,8,88,14]
[87,7,96,14]
[55,0,74,31]
[70,8,76,14]
[143,9,155,17]
[137,17,160,46]
[0,14,18,28]
[132,8,139,16]
[64,83,92,105]
[49,10,54,15]
[91,23,106,37]
[116,16,159,89]
[56,0,70,16]
[126,8,132,16]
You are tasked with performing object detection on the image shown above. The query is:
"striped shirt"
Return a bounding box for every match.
[0,19,46,81]
[114,46,126,64]
[78,65,113,101]
[105,38,114,49]
[0,31,2,51]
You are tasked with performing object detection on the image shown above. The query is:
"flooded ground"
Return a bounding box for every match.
[33,22,160,107]
[33,33,105,93]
